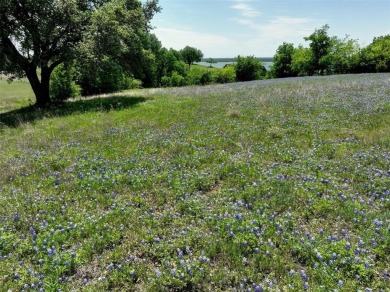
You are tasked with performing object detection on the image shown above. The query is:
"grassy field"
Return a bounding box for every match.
[0,78,35,113]
[0,74,389,291]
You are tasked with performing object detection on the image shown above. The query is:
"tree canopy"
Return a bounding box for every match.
[235,55,265,82]
[0,0,160,107]
[180,46,203,69]
[270,42,296,78]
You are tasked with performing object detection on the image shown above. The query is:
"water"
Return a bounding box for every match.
[196,61,273,70]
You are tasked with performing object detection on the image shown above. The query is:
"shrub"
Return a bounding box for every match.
[160,76,171,87]
[213,66,236,84]
[170,71,187,87]
[77,56,131,96]
[50,62,80,101]
[188,68,212,86]
[235,55,266,82]
[127,78,143,89]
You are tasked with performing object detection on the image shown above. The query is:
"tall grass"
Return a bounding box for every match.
[0,74,389,291]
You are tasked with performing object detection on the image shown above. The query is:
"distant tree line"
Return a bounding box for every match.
[270,25,390,78]
[0,0,389,109]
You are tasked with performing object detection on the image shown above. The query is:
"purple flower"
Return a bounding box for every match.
[300,270,308,281]
[304,281,309,290]
[107,263,114,271]
[374,219,383,227]
[254,285,263,292]
[176,248,183,259]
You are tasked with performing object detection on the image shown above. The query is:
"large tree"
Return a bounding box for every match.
[304,24,332,75]
[270,42,296,78]
[0,0,160,107]
[235,55,265,82]
[360,35,390,72]
[180,46,203,69]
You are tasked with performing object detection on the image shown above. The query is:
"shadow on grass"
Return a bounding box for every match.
[0,95,149,128]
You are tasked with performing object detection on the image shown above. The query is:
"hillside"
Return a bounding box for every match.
[0,74,389,291]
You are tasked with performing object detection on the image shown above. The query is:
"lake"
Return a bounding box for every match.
[196,61,273,70]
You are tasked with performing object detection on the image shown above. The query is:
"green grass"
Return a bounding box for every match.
[0,78,35,112]
[0,74,389,291]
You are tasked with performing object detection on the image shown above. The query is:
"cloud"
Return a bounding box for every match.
[230,0,317,41]
[231,2,262,18]
[257,16,316,39]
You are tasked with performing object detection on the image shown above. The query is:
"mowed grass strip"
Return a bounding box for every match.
[0,73,389,291]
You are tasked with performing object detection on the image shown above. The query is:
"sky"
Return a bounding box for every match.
[147,0,390,58]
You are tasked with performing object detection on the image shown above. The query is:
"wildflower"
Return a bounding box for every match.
[187,267,193,276]
[155,268,162,279]
[107,263,114,271]
[300,270,308,281]
[304,281,309,290]
[254,285,263,292]
[374,219,383,227]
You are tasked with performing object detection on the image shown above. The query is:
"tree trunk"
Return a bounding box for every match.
[25,65,52,108]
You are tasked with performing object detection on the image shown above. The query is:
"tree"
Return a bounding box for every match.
[50,61,80,101]
[0,0,160,107]
[360,35,390,72]
[180,46,203,69]
[304,24,332,75]
[235,55,266,82]
[270,42,296,78]
[328,36,360,74]
[207,58,216,67]
[291,46,315,76]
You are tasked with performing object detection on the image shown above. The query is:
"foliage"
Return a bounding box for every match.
[328,36,361,74]
[170,71,187,87]
[50,62,80,102]
[270,42,297,78]
[0,0,160,107]
[153,48,184,86]
[188,67,212,86]
[77,56,132,96]
[180,46,204,69]
[207,58,216,67]
[304,24,333,74]
[235,55,266,81]
[291,46,315,76]
[360,35,390,72]
[212,65,236,84]
[0,0,91,106]
[160,76,172,87]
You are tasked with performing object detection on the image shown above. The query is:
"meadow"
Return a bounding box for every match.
[0,74,389,291]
